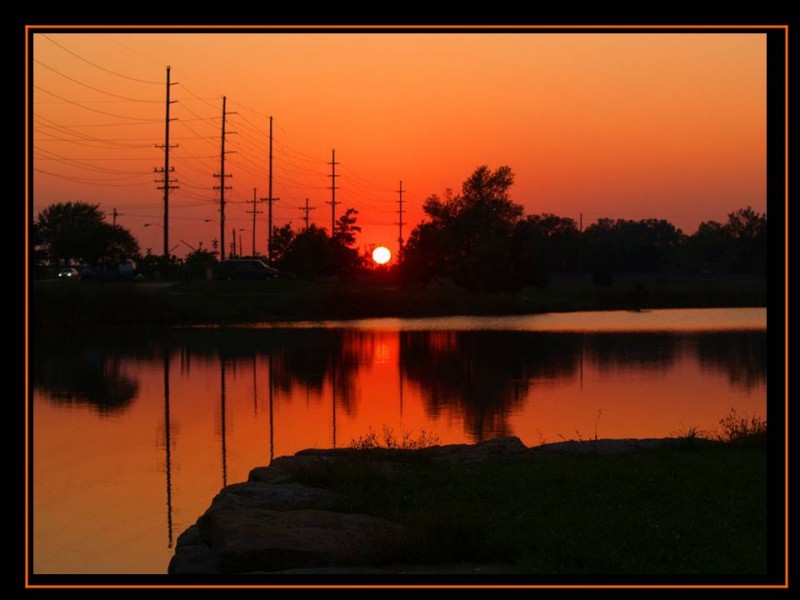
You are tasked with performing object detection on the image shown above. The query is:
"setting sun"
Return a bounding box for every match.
[372,246,391,265]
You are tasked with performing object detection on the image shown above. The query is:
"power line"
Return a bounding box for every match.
[34,85,161,122]
[33,115,158,128]
[174,119,219,151]
[35,149,149,174]
[34,167,151,186]
[175,81,219,111]
[39,34,162,85]
[340,164,394,193]
[34,59,161,103]
[36,134,155,150]
[175,100,220,128]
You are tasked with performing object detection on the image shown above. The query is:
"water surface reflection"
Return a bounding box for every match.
[32,309,767,574]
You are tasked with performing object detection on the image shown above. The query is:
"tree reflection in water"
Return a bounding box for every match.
[33,327,766,435]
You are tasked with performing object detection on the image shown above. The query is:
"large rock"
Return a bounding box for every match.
[168,525,217,574]
[204,481,342,514]
[249,454,348,484]
[525,437,723,457]
[420,436,528,463]
[249,436,530,476]
[202,508,407,574]
[172,435,711,575]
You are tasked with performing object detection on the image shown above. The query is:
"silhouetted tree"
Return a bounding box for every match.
[278,225,332,278]
[510,214,580,287]
[331,208,365,281]
[36,202,139,266]
[401,222,443,288]
[275,209,365,280]
[182,248,218,279]
[685,207,766,275]
[582,218,684,274]
[403,165,525,291]
[270,223,296,267]
[723,207,767,274]
[685,220,729,270]
[103,224,140,264]
[333,208,361,246]
[31,221,49,276]
[135,249,182,280]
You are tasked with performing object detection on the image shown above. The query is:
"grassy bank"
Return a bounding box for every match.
[292,439,767,575]
[31,275,767,328]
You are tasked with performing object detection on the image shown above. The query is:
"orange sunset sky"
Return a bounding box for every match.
[30,30,766,260]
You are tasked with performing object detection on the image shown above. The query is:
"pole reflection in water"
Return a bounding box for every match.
[332,364,337,449]
[268,352,274,463]
[252,354,258,417]
[397,341,405,427]
[163,351,173,550]
[220,354,227,488]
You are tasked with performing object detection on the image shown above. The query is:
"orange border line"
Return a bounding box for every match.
[23,584,794,590]
[24,23,789,590]
[783,23,790,588]
[24,28,30,589]
[25,24,790,29]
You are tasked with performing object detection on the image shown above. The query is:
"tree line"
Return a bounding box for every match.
[400,166,766,291]
[32,165,767,289]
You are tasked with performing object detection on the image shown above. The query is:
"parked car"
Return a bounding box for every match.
[216,259,280,280]
[57,267,80,280]
[80,260,137,282]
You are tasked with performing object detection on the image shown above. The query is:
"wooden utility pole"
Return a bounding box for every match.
[213,96,234,260]
[298,198,316,231]
[578,212,583,275]
[247,187,262,256]
[396,180,406,261]
[327,149,339,236]
[155,66,178,259]
[267,116,275,263]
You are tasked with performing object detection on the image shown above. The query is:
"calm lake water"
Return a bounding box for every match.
[31,308,766,574]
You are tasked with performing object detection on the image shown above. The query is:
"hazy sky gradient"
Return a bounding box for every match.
[31,31,766,258]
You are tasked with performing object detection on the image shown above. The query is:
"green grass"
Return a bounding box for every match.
[292,442,767,574]
[31,276,767,328]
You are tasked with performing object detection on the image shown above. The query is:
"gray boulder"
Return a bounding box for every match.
[202,508,407,574]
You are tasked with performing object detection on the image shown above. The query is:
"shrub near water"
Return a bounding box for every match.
[350,426,440,451]
[293,418,768,574]
[716,408,767,446]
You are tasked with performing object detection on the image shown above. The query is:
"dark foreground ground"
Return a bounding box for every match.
[169,433,769,579]
[32,274,766,328]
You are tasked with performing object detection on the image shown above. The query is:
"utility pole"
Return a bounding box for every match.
[267,116,274,264]
[396,180,406,262]
[578,212,583,275]
[112,208,118,228]
[266,197,279,260]
[213,96,235,260]
[154,66,178,260]
[247,188,262,256]
[326,149,340,236]
[298,198,316,231]
[231,228,236,258]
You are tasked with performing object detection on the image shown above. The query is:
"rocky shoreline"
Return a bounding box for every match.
[168,435,721,575]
